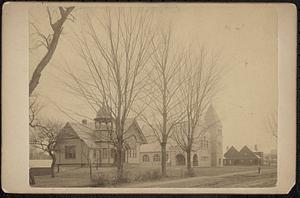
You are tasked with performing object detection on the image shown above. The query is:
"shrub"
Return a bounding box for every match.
[184,168,196,177]
[91,173,109,187]
[132,169,161,182]
[151,169,161,180]
[114,170,131,184]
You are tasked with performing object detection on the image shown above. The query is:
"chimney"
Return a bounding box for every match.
[226,146,229,151]
[254,144,258,151]
[82,119,87,125]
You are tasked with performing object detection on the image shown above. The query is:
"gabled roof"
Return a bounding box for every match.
[65,122,98,148]
[224,145,261,160]
[139,139,179,153]
[58,118,147,148]
[140,142,167,152]
[124,119,147,144]
[224,146,241,159]
[239,145,259,159]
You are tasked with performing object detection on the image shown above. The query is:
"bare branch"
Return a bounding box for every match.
[30,6,75,96]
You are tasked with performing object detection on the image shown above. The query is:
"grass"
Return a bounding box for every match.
[32,165,277,187]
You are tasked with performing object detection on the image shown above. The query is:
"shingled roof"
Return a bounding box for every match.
[59,118,147,149]
[239,145,260,159]
[224,146,241,159]
[224,145,261,160]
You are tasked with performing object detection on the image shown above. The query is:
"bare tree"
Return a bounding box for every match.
[63,8,156,180]
[29,95,45,128]
[172,47,221,175]
[29,6,75,96]
[142,27,185,177]
[30,119,63,178]
[266,111,277,139]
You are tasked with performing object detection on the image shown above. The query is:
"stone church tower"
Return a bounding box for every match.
[205,104,223,167]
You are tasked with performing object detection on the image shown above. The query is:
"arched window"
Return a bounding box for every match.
[153,154,160,162]
[143,155,149,162]
[132,149,137,158]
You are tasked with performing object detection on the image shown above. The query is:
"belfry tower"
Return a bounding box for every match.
[205,104,223,167]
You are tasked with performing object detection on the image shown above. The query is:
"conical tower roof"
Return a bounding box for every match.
[95,105,111,120]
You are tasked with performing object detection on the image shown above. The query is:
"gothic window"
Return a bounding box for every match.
[200,136,209,149]
[132,149,137,158]
[128,150,131,157]
[93,149,97,158]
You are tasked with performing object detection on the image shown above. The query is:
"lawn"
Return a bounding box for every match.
[32,165,277,187]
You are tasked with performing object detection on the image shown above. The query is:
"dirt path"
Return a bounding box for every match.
[119,168,276,188]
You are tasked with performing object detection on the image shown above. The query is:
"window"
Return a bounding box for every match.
[65,146,76,159]
[143,155,149,162]
[200,136,209,149]
[132,149,137,158]
[128,149,136,158]
[103,148,108,159]
[153,154,160,162]
[205,140,209,148]
[200,156,209,161]
[93,150,97,158]
[111,149,115,158]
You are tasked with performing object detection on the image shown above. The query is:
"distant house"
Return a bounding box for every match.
[55,104,223,168]
[223,145,263,166]
[223,146,241,165]
[264,149,277,166]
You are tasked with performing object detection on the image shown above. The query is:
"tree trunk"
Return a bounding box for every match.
[29,6,74,96]
[50,154,56,178]
[29,31,60,96]
[116,145,124,181]
[186,150,192,176]
[89,162,92,180]
[161,142,167,177]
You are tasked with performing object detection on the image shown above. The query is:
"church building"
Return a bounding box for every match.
[139,105,223,167]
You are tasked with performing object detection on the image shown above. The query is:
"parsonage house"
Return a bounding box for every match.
[55,105,223,168]
[223,145,263,166]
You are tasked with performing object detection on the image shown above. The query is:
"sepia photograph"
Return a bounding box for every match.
[28,3,278,188]
[2,2,296,194]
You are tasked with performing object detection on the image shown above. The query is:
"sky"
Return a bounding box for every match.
[29,4,277,153]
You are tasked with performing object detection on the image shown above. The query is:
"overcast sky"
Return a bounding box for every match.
[29,4,277,153]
